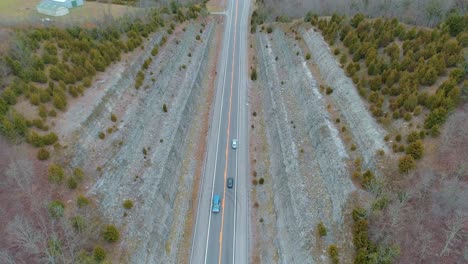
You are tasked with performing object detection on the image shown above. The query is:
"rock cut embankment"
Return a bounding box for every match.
[62,22,215,263]
[255,29,355,263]
[301,28,388,169]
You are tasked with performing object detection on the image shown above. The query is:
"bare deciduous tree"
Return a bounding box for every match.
[439,213,466,257]
[6,215,42,256]
[0,250,17,264]
[418,231,435,260]
[4,156,34,197]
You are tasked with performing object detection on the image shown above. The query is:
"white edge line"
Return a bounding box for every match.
[203,0,234,263]
[232,0,245,262]
[189,23,221,264]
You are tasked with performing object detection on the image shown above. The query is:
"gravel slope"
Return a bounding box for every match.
[60,21,216,262]
[301,28,388,170]
[254,29,355,263]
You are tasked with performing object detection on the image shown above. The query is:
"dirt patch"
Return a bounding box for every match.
[249,40,280,263]
[0,138,51,262]
[253,28,360,263]
[371,103,468,264]
[301,27,389,171]
[51,17,218,262]
[206,0,227,12]
[176,15,224,264]
[0,1,141,26]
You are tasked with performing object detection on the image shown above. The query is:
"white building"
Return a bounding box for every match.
[37,0,84,17]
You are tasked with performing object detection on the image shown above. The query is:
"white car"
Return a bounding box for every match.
[231,139,238,149]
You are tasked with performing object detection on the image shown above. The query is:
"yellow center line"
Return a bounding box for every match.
[218,0,239,263]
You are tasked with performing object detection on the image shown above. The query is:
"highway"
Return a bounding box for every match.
[190,0,250,263]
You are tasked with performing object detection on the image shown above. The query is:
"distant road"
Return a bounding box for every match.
[190,0,250,263]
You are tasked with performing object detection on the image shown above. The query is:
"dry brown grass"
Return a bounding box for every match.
[0,1,140,26]
[206,0,226,12]
[371,103,468,264]
[177,16,223,263]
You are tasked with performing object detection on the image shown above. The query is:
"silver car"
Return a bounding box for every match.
[232,139,238,149]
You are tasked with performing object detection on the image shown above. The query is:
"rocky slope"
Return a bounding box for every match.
[57,20,217,262]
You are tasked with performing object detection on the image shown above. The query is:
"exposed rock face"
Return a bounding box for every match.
[63,22,215,262]
[302,28,388,170]
[255,29,355,263]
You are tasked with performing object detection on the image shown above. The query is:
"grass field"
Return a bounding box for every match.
[0,0,141,26]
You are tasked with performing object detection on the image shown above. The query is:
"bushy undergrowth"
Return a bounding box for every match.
[315,13,466,174]
[0,2,206,262]
[351,207,398,263]
[102,225,120,242]
[0,3,204,147]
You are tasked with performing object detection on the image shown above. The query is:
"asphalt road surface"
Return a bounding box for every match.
[190,0,250,263]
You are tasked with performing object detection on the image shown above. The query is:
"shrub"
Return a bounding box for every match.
[93,246,106,262]
[395,134,402,142]
[305,53,311,60]
[407,131,420,143]
[52,93,67,111]
[38,104,48,118]
[77,195,90,208]
[266,26,273,34]
[351,144,356,151]
[163,104,168,112]
[48,164,65,184]
[37,148,50,160]
[259,178,265,184]
[369,76,382,91]
[99,132,105,139]
[102,225,120,242]
[403,112,412,121]
[424,108,447,129]
[362,170,374,188]
[251,68,257,81]
[67,177,78,189]
[326,87,334,95]
[406,140,424,159]
[351,13,365,28]
[445,12,465,36]
[48,200,65,218]
[74,168,84,182]
[339,54,347,64]
[71,216,85,232]
[352,207,366,221]
[111,113,117,122]
[196,35,201,40]
[399,155,416,174]
[123,199,134,209]
[317,222,327,237]
[151,46,159,56]
[328,244,339,264]
[135,71,144,89]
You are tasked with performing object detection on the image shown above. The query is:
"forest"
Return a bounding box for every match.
[261,0,467,27]
[312,11,466,264]
[0,2,204,263]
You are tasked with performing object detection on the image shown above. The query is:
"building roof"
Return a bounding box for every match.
[37,1,68,11]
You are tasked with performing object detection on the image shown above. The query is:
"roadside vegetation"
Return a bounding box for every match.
[261,0,466,28]
[0,2,205,262]
[309,11,467,263]
[313,12,466,173]
[249,0,466,261]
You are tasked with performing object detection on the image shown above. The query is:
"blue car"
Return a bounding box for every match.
[212,194,221,213]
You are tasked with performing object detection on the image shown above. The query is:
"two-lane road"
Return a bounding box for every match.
[190,0,250,263]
